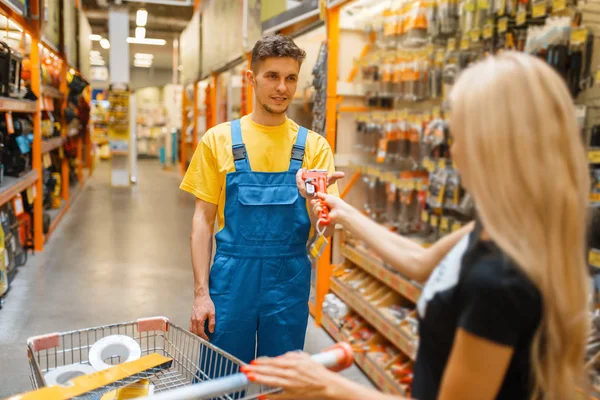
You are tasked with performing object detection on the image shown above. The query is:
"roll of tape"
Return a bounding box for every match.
[44,364,96,386]
[89,335,142,371]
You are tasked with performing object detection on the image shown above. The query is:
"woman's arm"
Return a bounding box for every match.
[438,329,515,400]
[245,352,407,400]
[317,193,475,282]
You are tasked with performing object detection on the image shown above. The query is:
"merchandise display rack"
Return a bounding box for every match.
[0,0,93,302]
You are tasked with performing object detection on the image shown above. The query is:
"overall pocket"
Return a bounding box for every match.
[237,184,298,242]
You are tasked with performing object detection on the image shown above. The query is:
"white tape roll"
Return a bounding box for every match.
[44,364,96,386]
[89,335,142,371]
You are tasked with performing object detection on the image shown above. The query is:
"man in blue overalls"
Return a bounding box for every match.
[180,35,342,363]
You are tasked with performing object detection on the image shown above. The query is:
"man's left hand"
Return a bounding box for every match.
[296,168,345,199]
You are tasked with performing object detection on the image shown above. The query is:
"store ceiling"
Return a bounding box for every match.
[83,1,194,71]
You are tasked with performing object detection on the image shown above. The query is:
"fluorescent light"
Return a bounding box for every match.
[135,27,146,39]
[89,34,102,41]
[100,39,110,49]
[91,60,105,66]
[134,61,152,68]
[134,58,152,66]
[126,37,166,46]
[90,50,101,56]
[134,53,154,60]
[136,9,148,26]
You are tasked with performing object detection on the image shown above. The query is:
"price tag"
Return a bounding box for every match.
[498,0,506,15]
[43,153,52,168]
[477,0,490,9]
[571,28,588,45]
[460,37,470,50]
[498,17,508,33]
[447,38,456,51]
[440,216,450,231]
[430,214,439,227]
[532,1,547,18]
[589,248,600,268]
[26,186,35,204]
[421,210,429,223]
[516,9,527,26]
[483,24,494,39]
[12,194,24,216]
[588,150,600,164]
[552,0,566,11]
[471,29,480,42]
[5,112,14,134]
[451,221,463,232]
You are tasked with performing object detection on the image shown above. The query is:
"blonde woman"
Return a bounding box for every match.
[243,51,591,400]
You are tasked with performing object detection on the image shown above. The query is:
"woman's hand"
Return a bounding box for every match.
[311,192,353,226]
[242,352,337,399]
[296,168,345,199]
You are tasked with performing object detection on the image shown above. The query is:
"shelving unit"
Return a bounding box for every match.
[0,98,36,113]
[0,171,37,207]
[41,137,65,154]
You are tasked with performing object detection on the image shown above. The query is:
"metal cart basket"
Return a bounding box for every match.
[27,316,255,400]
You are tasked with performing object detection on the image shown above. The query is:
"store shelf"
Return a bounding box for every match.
[0,171,37,207]
[342,244,422,303]
[0,97,36,113]
[41,137,64,153]
[330,277,418,360]
[321,313,406,395]
[41,85,63,100]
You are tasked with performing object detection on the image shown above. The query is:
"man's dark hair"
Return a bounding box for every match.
[251,35,307,72]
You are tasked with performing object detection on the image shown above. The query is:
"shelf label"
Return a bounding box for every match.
[552,0,566,11]
[588,150,600,164]
[532,1,547,18]
[571,28,588,45]
[440,216,450,231]
[421,210,429,223]
[589,249,600,269]
[430,214,439,227]
[5,112,13,134]
[483,24,494,39]
[498,17,508,33]
[451,221,463,232]
[460,37,470,50]
[447,38,456,51]
[516,9,527,26]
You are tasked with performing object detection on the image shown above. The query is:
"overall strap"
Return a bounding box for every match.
[288,126,308,172]
[230,119,250,171]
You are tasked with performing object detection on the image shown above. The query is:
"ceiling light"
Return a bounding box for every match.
[89,34,102,41]
[100,39,110,49]
[134,58,152,65]
[126,37,166,46]
[91,60,105,66]
[135,27,146,39]
[134,53,154,60]
[90,50,101,56]
[134,61,152,68]
[136,9,148,27]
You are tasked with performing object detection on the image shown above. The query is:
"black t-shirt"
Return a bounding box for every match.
[412,224,542,400]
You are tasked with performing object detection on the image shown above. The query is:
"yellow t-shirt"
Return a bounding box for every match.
[180,115,339,232]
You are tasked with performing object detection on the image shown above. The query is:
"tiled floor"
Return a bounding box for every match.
[0,160,371,397]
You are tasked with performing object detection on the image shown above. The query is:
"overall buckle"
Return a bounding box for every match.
[291,145,304,162]
[232,144,247,161]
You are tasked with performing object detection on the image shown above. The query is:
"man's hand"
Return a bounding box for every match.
[296,168,345,199]
[190,294,216,341]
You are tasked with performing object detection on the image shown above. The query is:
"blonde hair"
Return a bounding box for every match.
[450,52,591,399]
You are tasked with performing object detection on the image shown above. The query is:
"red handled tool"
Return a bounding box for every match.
[302,169,330,226]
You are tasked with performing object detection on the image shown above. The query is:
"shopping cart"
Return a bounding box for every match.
[25,316,354,400]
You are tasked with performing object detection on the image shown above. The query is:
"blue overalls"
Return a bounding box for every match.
[207,119,312,364]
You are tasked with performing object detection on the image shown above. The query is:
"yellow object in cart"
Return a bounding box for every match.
[8,354,172,400]
[99,379,153,399]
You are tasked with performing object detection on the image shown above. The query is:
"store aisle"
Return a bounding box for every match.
[0,160,370,397]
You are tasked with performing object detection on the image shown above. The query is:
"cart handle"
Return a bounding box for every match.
[142,342,354,400]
